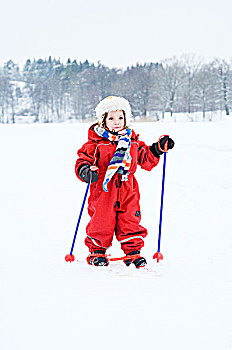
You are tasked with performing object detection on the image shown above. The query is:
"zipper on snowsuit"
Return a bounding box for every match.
[114,175,122,209]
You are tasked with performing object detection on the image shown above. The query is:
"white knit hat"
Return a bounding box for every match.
[95,96,132,127]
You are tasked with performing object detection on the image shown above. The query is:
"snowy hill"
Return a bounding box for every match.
[0,120,232,350]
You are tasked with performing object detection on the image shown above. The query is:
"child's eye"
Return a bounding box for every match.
[109,117,113,120]
[119,117,124,119]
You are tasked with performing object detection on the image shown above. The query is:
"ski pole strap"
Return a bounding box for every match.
[157,135,169,153]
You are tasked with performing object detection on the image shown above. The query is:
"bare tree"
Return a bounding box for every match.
[179,54,202,114]
[194,64,219,121]
[148,57,186,119]
[213,59,230,116]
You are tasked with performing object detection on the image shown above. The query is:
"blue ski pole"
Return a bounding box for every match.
[153,137,168,263]
[65,182,90,262]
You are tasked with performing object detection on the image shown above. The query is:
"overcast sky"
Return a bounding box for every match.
[1,0,232,68]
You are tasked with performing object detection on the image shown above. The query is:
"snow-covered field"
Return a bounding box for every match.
[1,119,232,350]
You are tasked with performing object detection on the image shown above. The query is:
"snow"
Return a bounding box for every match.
[0,120,232,350]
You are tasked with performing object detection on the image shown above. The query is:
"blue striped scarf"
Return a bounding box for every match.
[94,125,132,192]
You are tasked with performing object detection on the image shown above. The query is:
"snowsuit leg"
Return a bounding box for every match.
[115,175,148,254]
[85,174,148,254]
[85,181,117,252]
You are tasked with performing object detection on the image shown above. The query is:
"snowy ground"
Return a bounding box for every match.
[0,119,232,350]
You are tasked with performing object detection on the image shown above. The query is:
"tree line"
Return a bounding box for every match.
[0,54,231,123]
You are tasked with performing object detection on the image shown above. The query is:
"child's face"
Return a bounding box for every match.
[105,110,125,132]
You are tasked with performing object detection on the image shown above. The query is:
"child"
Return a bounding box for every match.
[75,96,174,268]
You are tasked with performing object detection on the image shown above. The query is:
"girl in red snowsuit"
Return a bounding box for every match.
[75,96,174,267]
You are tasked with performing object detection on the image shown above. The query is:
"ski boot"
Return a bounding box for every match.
[124,250,147,268]
[87,250,109,266]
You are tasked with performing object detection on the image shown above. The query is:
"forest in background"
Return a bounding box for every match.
[0,54,232,123]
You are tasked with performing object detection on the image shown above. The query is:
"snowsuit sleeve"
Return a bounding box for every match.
[75,141,98,182]
[137,139,160,171]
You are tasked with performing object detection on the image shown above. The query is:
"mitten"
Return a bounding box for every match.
[78,164,98,183]
[150,136,175,157]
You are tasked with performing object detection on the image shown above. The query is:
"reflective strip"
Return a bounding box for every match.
[87,235,109,250]
[118,235,144,244]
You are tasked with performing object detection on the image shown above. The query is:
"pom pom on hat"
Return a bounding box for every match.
[95,96,132,127]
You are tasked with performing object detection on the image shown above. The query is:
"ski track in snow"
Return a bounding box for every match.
[0,120,232,350]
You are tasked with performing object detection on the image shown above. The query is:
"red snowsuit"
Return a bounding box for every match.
[75,123,160,254]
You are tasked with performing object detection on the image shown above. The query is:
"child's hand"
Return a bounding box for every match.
[150,136,175,157]
[78,164,98,183]
[159,136,175,151]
